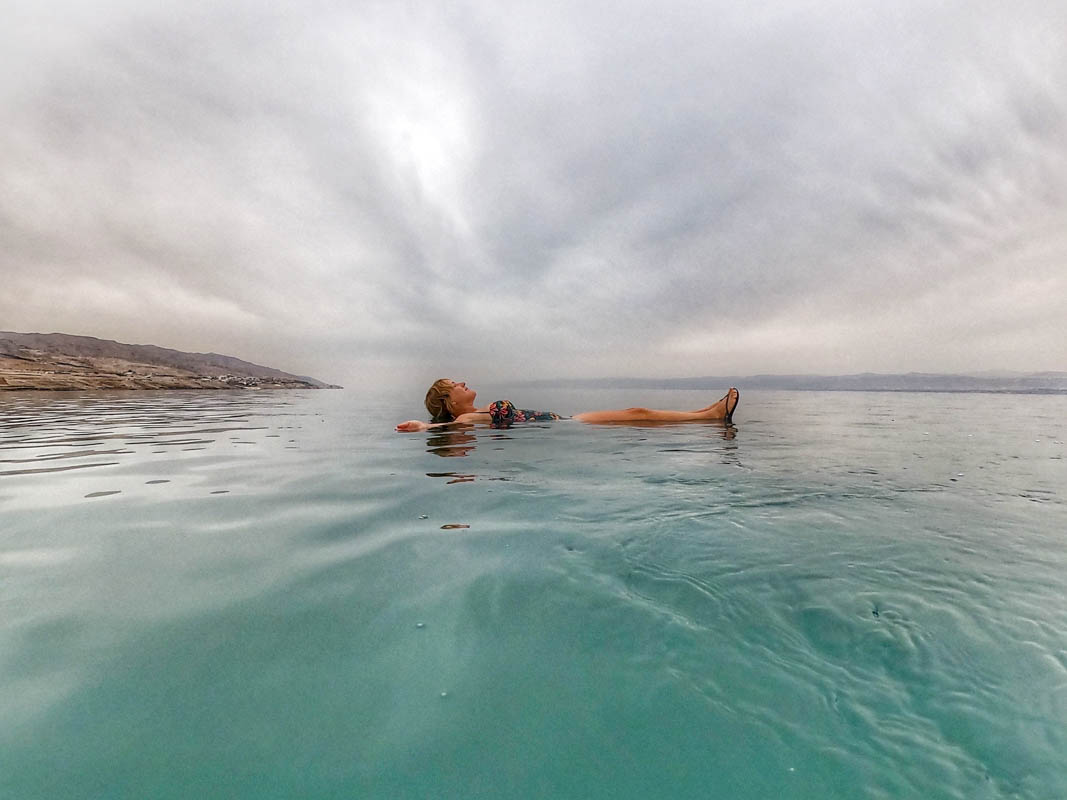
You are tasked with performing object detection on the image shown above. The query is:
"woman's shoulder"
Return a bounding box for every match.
[451,402,514,424]
[454,410,491,422]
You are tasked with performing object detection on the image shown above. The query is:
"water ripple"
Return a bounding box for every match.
[1,389,1065,799]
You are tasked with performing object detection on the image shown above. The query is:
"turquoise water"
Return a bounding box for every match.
[1,388,1065,799]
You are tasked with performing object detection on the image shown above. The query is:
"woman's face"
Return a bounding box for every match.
[447,380,476,409]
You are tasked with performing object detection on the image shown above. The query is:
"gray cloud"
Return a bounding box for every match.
[2,0,1065,384]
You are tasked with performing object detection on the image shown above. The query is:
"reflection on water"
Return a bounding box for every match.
[423,420,740,484]
[0,390,318,505]
[425,428,477,458]
[1,392,274,466]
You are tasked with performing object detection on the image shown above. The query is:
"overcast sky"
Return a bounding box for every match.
[2,0,1065,385]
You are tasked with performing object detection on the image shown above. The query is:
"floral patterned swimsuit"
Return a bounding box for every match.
[487,400,564,428]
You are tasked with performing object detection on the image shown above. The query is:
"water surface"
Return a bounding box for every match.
[1,388,1065,799]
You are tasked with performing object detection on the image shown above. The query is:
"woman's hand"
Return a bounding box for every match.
[395,420,430,432]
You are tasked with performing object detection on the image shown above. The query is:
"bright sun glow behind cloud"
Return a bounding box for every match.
[1,0,1064,384]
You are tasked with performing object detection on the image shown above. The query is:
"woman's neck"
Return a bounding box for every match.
[451,401,478,417]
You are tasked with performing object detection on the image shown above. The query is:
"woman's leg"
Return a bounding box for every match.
[573,388,739,424]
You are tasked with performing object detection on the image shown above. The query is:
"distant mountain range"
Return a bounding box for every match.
[521,372,1067,394]
[0,331,341,391]
[4,329,1060,395]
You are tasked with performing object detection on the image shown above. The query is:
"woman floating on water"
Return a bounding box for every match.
[395,379,739,432]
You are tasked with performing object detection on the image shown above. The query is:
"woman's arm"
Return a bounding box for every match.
[395,420,435,432]
[395,412,489,432]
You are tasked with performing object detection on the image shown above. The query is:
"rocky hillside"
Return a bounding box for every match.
[0,331,340,391]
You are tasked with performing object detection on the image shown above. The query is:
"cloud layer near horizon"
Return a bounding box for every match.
[2,0,1065,384]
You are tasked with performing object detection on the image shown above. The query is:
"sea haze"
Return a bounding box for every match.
[1,388,1064,799]
[519,372,1067,394]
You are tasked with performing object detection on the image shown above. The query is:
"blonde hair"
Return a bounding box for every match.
[425,378,456,422]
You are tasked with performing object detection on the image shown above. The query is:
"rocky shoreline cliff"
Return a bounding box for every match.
[0,332,341,391]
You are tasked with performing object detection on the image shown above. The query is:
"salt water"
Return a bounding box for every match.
[1,388,1064,799]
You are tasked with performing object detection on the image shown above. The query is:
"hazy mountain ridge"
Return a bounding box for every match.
[0,331,340,391]
[520,371,1067,394]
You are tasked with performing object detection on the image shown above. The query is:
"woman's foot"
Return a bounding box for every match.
[724,387,739,422]
[701,388,739,421]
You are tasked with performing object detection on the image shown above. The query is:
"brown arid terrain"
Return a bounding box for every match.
[0,331,341,391]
